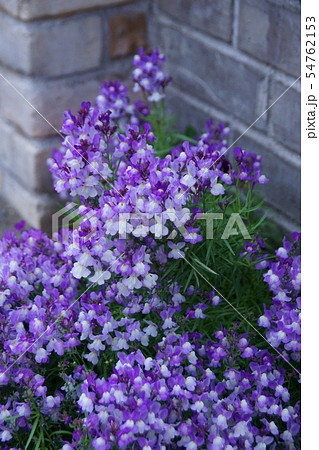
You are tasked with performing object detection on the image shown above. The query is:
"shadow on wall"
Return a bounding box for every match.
[154,0,301,230]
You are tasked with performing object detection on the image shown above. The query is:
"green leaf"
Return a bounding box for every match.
[3,414,21,421]
[171,133,197,144]
[193,257,218,276]
[34,430,43,450]
[183,269,195,293]
[223,239,236,256]
[25,416,39,449]
[250,211,268,231]
[240,199,265,213]
[185,125,197,138]
[50,430,73,436]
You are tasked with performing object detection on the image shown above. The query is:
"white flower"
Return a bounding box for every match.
[163,316,174,329]
[181,173,196,187]
[160,365,171,377]
[0,430,12,442]
[88,338,105,352]
[98,409,109,424]
[113,389,126,404]
[211,436,224,449]
[167,242,185,259]
[0,409,10,420]
[101,249,116,263]
[89,269,111,285]
[130,327,142,341]
[143,324,157,337]
[35,348,47,363]
[269,273,279,284]
[71,263,90,279]
[258,174,268,183]
[102,320,115,334]
[143,273,158,289]
[45,395,56,408]
[150,222,168,238]
[211,183,225,196]
[78,393,93,412]
[187,351,198,364]
[132,224,149,238]
[0,290,9,307]
[84,351,99,365]
[148,91,163,102]
[233,420,249,437]
[94,437,107,449]
[16,403,31,417]
[194,307,205,318]
[191,400,205,413]
[77,185,98,198]
[144,357,154,370]
[116,337,129,350]
[258,315,270,327]
[269,421,279,435]
[221,173,232,184]
[123,419,135,429]
[186,441,197,450]
[123,275,142,290]
[78,252,94,266]
[276,247,288,258]
[240,399,250,412]
[185,376,196,391]
[281,430,293,443]
[281,408,290,422]
[216,414,228,430]
[79,320,91,339]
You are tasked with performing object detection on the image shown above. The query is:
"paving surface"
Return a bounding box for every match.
[0,195,28,237]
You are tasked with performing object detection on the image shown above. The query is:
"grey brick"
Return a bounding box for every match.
[0,167,59,231]
[269,80,300,153]
[0,0,19,17]
[0,117,59,192]
[0,0,137,21]
[0,11,32,73]
[159,26,268,129]
[238,0,300,77]
[0,11,102,76]
[0,194,28,236]
[158,0,234,43]
[0,67,103,137]
[233,133,300,224]
[165,87,230,137]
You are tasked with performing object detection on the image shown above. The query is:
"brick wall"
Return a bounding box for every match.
[0,0,149,229]
[0,0,300,231]
[150,0,301,231]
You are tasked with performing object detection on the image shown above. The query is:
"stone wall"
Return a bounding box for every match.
[150,0,301,231]
[0,0,149,229]
[0,0,301,231]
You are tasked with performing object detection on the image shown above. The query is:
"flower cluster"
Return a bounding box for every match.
[233,147,269,186]
[257,233,301,362]
[50,110,269,303]
[132,48,172,102]
[0,48,300,449]
[65,330,300,449]
[0,224,78,443]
